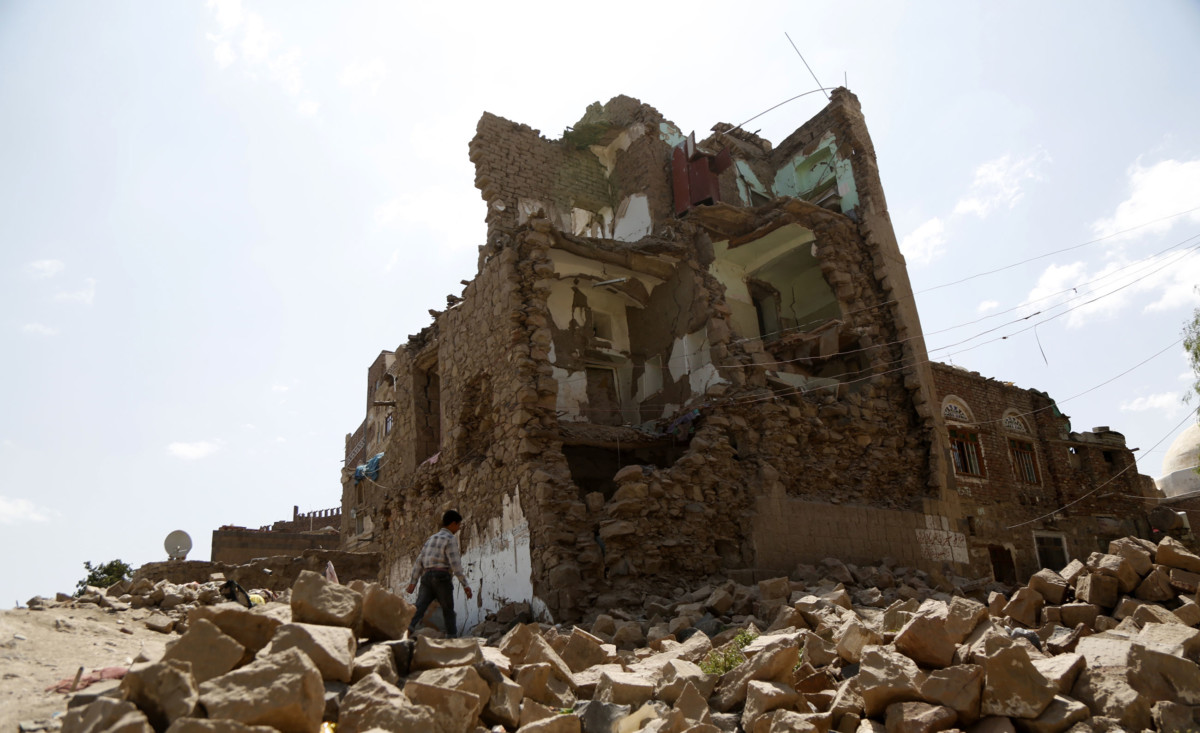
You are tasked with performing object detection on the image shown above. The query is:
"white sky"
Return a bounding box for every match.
[2,1,1199,604]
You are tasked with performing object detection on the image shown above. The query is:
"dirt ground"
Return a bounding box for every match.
[0,603,168,732]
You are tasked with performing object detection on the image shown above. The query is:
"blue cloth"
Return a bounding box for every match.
[354,452,384,483]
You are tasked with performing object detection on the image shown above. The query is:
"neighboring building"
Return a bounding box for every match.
[931,363,1157,583]
[340,89,1158,626]
[211,505,342,564]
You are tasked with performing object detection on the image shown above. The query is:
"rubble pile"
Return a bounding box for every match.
[57,535,1200,732]
[29,577,284,636]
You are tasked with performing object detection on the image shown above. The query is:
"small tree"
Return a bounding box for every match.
[75,559,132,595]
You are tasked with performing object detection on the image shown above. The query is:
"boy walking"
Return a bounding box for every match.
[406,509,472,638]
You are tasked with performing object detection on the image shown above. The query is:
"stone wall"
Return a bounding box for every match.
[134,549,380,591]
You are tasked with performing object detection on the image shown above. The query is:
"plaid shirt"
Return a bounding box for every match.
[409,528,466,586]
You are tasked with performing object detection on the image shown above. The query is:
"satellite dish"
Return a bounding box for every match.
[164,530,193,561]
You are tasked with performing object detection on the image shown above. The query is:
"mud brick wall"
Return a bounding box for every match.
[931,362,1153,580]
[470,114,612,232]
[210,529,341,565]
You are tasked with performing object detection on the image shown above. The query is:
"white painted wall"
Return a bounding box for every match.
[613,194,652,242]
[392,486,548,635]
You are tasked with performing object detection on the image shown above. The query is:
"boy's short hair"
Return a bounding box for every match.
[442,510,463,527]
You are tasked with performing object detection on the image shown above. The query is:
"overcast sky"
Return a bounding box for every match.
[2,1,1199,605]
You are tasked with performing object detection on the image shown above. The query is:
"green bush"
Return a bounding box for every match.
[699,628,758,676]
[75,559,132,596]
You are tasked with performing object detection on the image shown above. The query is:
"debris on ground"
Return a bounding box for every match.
[14,534,1200,731]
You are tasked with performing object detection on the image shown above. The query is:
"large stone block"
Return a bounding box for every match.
[264,623,356,684]
[187,604,283,663]
[742,680,799,732]
[595,668,655,708]
[402,677,483,733]
[1157,536,1200,573]
[290,570,363,629]
[119,660,199,731]
[1002,587,1044,629]
[410,665,491,720]
[199,647,324,733]
[1109,537,1153,576]
[710,636,799,712]
[1027,570,1069,606]
[1075,573,1118,609]
[1087,552,1141,594]
[350,642,399,685]
[978,635,1055,719]
[161,618,245,685]
[337,672,436,733]
[411,635,484,670]
[883,701,955,733]
[857,646,924,717]
[894,600,957,668]
[62,698,153,733]
[919,664,982,725]
[360,583,415,641]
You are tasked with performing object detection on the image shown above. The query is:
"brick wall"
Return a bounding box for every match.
[931,362,1155,581]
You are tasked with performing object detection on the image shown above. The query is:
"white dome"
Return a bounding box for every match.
[1157,422,1200,498]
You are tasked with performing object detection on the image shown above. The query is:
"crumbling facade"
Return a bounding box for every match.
[340,90,1156,625]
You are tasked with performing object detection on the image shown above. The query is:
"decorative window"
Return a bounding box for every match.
[1010,439,1040,484]
[942,397,973,423]
[385,414,394,436]
[1002,412,1028,433]
[355,484,364,504]
[355,514,365,535]
[949,428,985,477]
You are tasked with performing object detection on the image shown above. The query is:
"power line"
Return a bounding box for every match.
[918,205,1200,294]
[1005,406,1200,530]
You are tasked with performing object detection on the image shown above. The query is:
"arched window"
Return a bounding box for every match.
[1002,410,1029,434]
[942,397,974,424]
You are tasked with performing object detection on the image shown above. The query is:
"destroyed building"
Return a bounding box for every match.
[340,89,1158,626]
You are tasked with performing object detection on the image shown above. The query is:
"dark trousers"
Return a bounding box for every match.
[409,570,457,638]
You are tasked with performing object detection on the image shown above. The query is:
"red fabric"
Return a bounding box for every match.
[45,666,127,693]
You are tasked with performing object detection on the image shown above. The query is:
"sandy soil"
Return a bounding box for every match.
[0,603,168,731]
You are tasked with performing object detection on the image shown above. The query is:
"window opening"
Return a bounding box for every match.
[987,545,1016,585]
[591,311,613,343]
[1009,439,1040,484]
[1034,533,1068,571]
[949,428,985,477]
[413,359,441,463]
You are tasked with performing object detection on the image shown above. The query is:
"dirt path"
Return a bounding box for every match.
[0,604,168,731]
